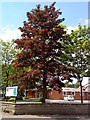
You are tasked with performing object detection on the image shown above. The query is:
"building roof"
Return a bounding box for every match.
[82,83,90,92]
[62,83,90,92]
[62,87,80,92]
[83,83,90,88]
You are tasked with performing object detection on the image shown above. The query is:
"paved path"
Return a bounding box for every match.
[46,99,90,104]
[2,118,90,120]
[1,116,90,120]
[1,115,90,120]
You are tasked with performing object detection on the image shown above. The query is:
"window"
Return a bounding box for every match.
[88,92,90,96]
[72,92,75,96]
[63,91,66,96]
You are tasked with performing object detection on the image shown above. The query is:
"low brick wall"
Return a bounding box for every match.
[2,102,90,115]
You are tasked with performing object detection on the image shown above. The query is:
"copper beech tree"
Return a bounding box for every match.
[11,2,74,103]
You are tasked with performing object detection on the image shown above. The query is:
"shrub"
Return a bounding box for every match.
[29,98,41,102]
[8,97,16,101]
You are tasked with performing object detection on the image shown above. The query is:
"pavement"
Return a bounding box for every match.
[46,99,90,104]
[1,114,90,120]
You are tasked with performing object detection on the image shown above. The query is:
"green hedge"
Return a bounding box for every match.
[23,97,42,102]
[28,102,42,104]
[8,97,42,103]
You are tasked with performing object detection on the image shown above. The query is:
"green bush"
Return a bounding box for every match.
[8,97,16,101]
[29,98,41,102]
[23,97,29,100]
[23,97,42,102]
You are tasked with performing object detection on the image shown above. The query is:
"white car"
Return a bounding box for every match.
[67,95,74,101]
[64,96,68,101]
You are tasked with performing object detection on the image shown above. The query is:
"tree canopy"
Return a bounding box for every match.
[62,24,90,82]
[11,2,74,103]
[1,40,17,94]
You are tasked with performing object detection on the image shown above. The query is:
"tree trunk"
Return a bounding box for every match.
[6,71,9,87]
[42,87,47,103]
[42,70,47,103]
[5,71,9,100]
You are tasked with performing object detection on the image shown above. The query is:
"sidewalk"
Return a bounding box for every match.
[1,116,90,120]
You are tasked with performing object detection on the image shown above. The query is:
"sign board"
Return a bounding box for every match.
[6,86,18,97]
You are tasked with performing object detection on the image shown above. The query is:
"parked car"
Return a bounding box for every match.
[67,95,74,101]
[64,96,68,101]
[64,95,74,101]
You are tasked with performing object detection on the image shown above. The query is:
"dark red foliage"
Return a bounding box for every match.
[11,2,74,97]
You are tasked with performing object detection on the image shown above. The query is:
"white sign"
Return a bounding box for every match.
[6,86,18,97]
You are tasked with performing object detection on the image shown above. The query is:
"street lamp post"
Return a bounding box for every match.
[80,78,83,104]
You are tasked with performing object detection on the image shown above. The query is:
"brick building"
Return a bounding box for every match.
[27,83,90,100]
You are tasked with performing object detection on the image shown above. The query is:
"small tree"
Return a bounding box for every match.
[62,24,90,103]
[1,40,17,95]
[12,2,73,103]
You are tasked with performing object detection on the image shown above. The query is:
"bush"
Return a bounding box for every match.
[23,96,29,100]
[23,97,42,102]
[8,97,16,101]
[29,98,41,102]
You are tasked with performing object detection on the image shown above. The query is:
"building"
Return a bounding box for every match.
[27,83,90,100]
